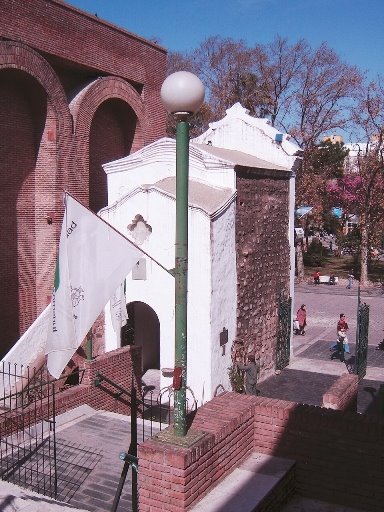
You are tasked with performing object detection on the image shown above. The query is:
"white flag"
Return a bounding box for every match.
[110,282,128,333]
[46,193,143,379]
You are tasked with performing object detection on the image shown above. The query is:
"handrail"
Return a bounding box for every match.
[0,369,85,402]
[94,372,148,409]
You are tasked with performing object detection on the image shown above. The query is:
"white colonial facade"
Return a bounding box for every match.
[101,104,300,405]
[1,105,300,401]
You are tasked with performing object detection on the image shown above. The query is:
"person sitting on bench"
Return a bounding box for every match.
[313,270,320,285]
[329,273,336,285]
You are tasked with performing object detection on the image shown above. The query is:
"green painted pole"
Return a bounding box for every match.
[174,118,189,437]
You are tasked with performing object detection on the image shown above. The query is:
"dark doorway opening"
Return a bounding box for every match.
[121,301,160,372]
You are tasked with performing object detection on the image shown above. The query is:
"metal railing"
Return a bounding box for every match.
[0,362,85,499]
[94,371,197,512]
[0,362,58,498]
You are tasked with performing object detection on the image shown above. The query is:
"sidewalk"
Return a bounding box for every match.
[257,285,384,414]
[0,286,382,512]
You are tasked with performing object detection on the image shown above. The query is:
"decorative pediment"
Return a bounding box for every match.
[128,214,152,245]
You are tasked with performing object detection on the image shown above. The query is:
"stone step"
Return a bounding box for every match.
[189,452,295,512]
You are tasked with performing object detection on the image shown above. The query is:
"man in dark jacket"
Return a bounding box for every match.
[237,355,258,395]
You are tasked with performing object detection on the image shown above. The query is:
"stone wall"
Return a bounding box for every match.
[235,167,291,379]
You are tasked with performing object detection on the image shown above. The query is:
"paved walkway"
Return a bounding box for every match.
[257,284,384,414]
[0,285,382,512]
[0,405,161,512]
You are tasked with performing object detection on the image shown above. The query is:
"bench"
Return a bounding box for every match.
[318,275,338,284]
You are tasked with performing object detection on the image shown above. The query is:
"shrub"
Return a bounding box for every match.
[304,239,326,267]
[228,365,245,393]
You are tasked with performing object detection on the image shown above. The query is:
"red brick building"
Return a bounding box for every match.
[0,0,167,356]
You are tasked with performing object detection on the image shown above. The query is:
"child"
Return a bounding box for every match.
[337,327,350,354]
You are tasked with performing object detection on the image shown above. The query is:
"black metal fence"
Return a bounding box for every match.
[0,362,58,498]
[355,288,370,380]
[276,293,292,370]
[94,372,197,512]
[0,364,194,511]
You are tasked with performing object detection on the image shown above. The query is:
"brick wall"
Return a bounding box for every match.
[139,392,384,512]
[0,0,167,143]
[0,0,167,356]
[0,346,142,437]
[139,393,256,511]
[57,345,143,416]
[322,373,358,411]
[235,168,291,379]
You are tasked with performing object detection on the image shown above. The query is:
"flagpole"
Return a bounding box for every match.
[86,329,93,361]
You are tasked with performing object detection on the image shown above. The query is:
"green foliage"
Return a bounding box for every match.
[307,140,349,179]
[303,238,326,267]
[228,365,245,393]
[322,211,343,236]
[338,228,361,255]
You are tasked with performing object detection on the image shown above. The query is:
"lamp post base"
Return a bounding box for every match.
[154,427,206,448]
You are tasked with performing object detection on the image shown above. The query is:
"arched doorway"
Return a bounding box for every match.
[121,301,160,372]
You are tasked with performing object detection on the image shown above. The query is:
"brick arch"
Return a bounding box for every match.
[0,41,73,352]
[0,40,73,183]
[70,77,146,209]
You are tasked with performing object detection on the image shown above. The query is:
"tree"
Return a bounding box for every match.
[345,77,384,285]
[328,147,384,285]
[294,141,350,281]
[286,43,362,149]
[297,141,348,217]
[167,35,365,282]
[289,45,362,281]
[189,36,270,119]
[252,36,308,127]
[167,36,362,147]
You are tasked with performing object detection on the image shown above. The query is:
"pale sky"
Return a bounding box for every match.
[67,0,383,80]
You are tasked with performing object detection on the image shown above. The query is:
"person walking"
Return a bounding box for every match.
[346,271,354,289]
[237,355,258,395]
[296,304,307,335]
[331,313,350,360]
[337,326,350,354]
[337,313,350,353]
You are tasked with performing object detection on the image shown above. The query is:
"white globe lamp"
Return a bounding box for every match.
[161,71,205,115]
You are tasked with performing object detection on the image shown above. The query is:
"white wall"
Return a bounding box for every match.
[104,138,237,208]
[210,202,237,395]
[193,103,299,170]
[101,188,214,404]
[186,206,212,405]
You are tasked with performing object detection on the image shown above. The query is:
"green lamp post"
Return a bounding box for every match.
[160,71,205,437]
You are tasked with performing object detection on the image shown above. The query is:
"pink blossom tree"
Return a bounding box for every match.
[328,150,384,285]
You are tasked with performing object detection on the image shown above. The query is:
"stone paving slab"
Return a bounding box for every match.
[0,479,89,511]
[189,452,295,512]
[298,339,384,368]
[255,286,384,416]
[55,411,160,512]
[282,495,366,512]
